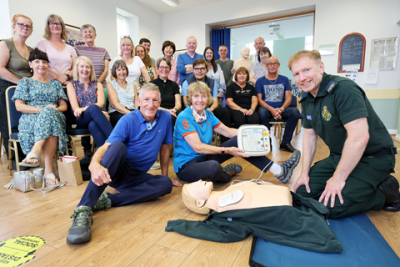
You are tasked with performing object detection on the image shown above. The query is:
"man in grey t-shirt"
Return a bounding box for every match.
[216,45,234,86]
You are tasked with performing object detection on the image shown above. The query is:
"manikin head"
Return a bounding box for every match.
[182,180,213,214]
[241,47,250,59]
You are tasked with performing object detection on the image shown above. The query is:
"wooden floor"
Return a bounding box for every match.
[0,131,399,267]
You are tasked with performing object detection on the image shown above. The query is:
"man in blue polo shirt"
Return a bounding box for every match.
[177,36,205,85]
[66,83,181,244]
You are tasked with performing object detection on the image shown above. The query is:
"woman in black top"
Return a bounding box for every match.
[150,57,181,128]
[225,67,259,128]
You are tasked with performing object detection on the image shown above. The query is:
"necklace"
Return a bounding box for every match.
[266,74,279,84]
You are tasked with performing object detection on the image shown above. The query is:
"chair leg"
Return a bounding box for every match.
[274,125,277,136]
[0,135,3,156]
[8,141,12,176]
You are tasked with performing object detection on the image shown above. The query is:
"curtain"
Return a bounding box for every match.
[211,28,231,60]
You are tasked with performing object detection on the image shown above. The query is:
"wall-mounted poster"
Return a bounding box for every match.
[370,37,398,70]
[65,24,85,47]
[337,33,366,73]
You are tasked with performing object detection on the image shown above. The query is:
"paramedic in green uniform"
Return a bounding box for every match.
[288,50,400,219]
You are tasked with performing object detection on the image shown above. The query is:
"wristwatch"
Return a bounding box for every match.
[65,74,71,81]
[280,107,285,112]
[251,108,255,112]
[221,147,225,154]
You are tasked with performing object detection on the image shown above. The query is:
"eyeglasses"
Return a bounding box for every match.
[159,66,170,70]
[15,23,32,30]
[194,67,206,72]
[142,99,160,104]
[219,49,227,52]
[120,35,131,39]
[267,63,279,66]
[50,22,62,27]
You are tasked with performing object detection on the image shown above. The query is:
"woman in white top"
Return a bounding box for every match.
[37,14,77,85]
[110,36,150,90]
[107,60,138,127]
[203,47,226,98]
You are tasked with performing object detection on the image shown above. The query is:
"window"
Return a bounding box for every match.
[116,8,139,54]
[305,35,313,51]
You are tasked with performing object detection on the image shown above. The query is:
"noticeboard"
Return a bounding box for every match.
[338,33,366,73]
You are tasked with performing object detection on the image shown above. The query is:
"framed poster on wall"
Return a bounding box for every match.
[337,33,366,73]
[65,24,85,47]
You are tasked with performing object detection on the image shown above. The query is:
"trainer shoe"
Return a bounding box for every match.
[66,206,93,244]
[150,162,161,170]
[378,175,400,212]
[223,163,242,178]
[93,191,112,211]
[274,150,301,183]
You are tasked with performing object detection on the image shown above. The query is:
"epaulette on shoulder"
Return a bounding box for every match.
[325,81,338,93]
[299,92,308,103]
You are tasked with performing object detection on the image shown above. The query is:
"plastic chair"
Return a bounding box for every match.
[5,86,22,175]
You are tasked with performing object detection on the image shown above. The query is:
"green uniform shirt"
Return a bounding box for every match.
[300,73,393,155]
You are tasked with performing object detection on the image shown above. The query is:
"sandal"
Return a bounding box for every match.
[19,152,41,167]
[44,173,60,187]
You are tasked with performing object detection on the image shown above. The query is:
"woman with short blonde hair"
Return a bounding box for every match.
[37,14,77,85]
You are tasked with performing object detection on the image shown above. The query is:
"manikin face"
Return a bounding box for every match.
[186,37,197,53]
[158,60,170,80]
[254,38,265,52]
[241,47,250,59]
[191,92,208,114]
[142,42,151,53]
[78,59,91,80]
[291,56,325,97]
[138,90,161,122]
[81,27,96,44]
[187,180,214,207]
[29,59,48,76]
[266,57,280,75]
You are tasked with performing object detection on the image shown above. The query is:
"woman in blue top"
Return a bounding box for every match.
[66,56,112,148]
[13,49,68,185]
[173,82,301,184]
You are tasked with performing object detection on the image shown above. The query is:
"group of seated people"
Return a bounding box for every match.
[1,13,399,249]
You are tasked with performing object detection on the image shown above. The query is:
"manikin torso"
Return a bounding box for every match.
[233,47,253,73]
[188,181,293,213]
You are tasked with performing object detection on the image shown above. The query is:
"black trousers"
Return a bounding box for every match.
[213,107,231,143]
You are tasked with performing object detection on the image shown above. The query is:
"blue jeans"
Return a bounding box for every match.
[76,105,113,148]
[78,142,172,208]
[258,106,300,144]
[176,136,273,183]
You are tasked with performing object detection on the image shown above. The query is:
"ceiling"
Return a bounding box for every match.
[135,0,226,14]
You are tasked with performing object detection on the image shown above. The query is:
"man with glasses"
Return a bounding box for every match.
[216,45,234,86]
[177,36,205,85]
[181,59,231,142]
[256,56,299,153]
[67,83,181,244]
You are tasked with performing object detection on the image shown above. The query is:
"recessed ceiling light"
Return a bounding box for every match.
[162,0,179,7]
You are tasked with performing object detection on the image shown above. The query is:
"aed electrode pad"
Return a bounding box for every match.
[237,125,270,156]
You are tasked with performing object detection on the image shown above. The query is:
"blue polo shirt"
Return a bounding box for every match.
[255,75,291,108]
[173,106,221,172]
[106,108,173,172]
[176,52,205,85]
[181,79,218,98]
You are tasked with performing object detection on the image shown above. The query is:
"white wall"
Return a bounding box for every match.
[6,0,163,61]
[0,0,11,39]
[162,0,400,90]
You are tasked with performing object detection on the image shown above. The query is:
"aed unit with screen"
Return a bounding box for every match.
[237,125,270,156]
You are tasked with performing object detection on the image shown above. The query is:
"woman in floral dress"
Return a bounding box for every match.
[13,48,68,185]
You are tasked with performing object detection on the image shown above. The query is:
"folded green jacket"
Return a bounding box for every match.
[165,192,343,253]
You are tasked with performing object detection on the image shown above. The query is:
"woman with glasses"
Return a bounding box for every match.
[136,44,157,89]
[37,14,77,85]
[75,24,110,88]
[67,56,113,149]
[110,36,150,91]
[107,60,138,127]
[203,47,226,98]
[150,58,181,128]
[0,14,34,164]
[155,40,180,84]
[249,47,271,85]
